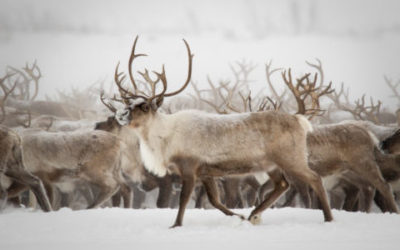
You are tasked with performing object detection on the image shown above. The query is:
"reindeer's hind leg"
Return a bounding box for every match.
[0,185,7,210]
[284,165,333,222]
[353,162,399,213]
[6,170,52,212]
[194,185,206,208]
[111,189,122,207]
[359,186,375,212]
[248,169,289,224]
[374,190,389,212]
[132,185,145,209]
[156,176,172,208]
[342,183,361,212]
[111,183,132,208]
[120,183,132,208]
[87,181,120,209]
[201,177,245,219]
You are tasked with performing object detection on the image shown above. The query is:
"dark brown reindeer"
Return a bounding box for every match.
[108,36,333,227]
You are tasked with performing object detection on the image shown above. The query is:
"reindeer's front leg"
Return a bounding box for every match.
[171,173,196,228]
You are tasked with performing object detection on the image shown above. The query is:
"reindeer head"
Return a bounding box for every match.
[94,115,121,132]
[102,36,193,128]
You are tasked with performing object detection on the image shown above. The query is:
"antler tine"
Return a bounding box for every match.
[384,75,400,100]
[128,36,148,92]
[163,39,194,97]
[257,96,281,112]
[114,62,128,97]
[283,68,331,119]
[0,73,18,123]
[138,69,161,97]
[296,73,312,93]
[282,69,306,114]
[22,60,42,101]
[148,65,168,106]
[6,65,30,100]
[230,59,257,90]
[306,58,324,87]
[238,91,252,112]
[100,91,117,113]
[265,60,283,100]
[267,96,282,111]
[114,62,147,103]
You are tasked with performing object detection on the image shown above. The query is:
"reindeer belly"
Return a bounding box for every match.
[197,159,272,177]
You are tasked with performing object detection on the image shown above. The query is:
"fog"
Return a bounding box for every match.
[1,0,400,109]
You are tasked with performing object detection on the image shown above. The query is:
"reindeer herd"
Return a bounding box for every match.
[1,37,400,227]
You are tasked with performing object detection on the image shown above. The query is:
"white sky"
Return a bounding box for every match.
[1,0,400,110]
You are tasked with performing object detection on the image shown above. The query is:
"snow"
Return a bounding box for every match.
[1,207,399,250]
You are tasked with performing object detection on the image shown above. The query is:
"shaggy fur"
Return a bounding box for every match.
[283,122,399,213]
[117,106,333,227]
[13,129,125,209]
[0,125,51,211]
[132,110,309,176]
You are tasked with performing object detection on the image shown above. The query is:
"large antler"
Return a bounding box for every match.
[100,91,118,113]
[22,60,41,101]
[384,76,400,105]
[162,39,193,98]
[113,37,193,108]
[7,61,42,101]
[282,68,333,120]
[190,77,229,114]
[265,60,283,101]
[128,36,147,93]
[345,95,383,124]
[0,73,17,123]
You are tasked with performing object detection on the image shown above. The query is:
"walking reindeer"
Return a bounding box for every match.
[105,36,333,227]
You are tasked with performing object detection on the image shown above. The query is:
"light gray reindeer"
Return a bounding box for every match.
[109,36,333,227]
[5,128,127,210]
[0,125,52,211]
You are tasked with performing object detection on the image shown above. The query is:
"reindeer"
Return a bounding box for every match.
[1,73,51,210]
[0,125,52,211]
[255,67,399,213]
[3,127,127,210]
[308,123,398,211]
[95,113,182,209]
[106,36,333,227]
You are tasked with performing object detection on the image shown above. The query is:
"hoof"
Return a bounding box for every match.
[170,223,182,229]
[236,214,246,220]
[249,214,262,225]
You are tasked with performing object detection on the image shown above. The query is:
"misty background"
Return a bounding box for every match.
[0,0,399,110]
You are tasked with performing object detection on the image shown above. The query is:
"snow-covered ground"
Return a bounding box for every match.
[1,207,399,250]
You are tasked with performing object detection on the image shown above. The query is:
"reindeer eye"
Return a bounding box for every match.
[141,103,150,112]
